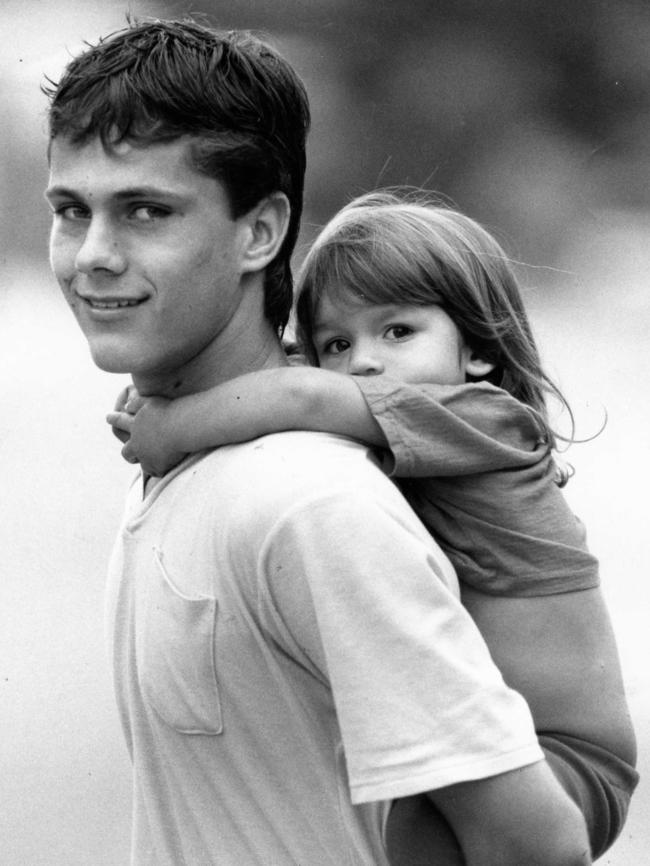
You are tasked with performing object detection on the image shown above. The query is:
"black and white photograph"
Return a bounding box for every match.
[2,1,648,863]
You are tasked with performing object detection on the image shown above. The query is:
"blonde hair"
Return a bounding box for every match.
[295,189,573,447]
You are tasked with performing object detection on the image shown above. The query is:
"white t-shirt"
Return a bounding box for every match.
[106,431,542,865]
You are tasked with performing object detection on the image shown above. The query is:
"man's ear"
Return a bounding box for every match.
[241,192,290,274]
[463,348,496,379]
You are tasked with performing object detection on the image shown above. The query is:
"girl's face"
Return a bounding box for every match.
[312,290,490,384]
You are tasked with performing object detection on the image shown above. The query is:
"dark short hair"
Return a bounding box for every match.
[44,18,310,334]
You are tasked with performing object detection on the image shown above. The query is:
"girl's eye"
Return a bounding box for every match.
[385,324,413,340]
[322,338,350,355]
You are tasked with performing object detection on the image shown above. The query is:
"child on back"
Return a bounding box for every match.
[108,190,638,860]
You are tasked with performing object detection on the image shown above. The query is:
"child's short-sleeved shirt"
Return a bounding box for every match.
[355,378,599,597]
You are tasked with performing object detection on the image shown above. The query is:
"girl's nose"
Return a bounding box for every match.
[349,347,384,376]
[75,218,126,274]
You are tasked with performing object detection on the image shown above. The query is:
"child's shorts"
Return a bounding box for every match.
[539,731,639,859]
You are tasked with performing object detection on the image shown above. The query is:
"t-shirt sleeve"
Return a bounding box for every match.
[355,378,545,477]
[354,379,600,597]
[259,487,544,804]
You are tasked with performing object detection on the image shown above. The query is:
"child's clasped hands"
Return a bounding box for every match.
[106,386,187,477]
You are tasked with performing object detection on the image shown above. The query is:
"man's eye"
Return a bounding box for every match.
[130,205,170,222]
[55,204,89,221]
[323,338,350,355]
[385,325,413,340]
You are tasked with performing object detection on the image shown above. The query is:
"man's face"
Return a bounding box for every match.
[46,136,251,387]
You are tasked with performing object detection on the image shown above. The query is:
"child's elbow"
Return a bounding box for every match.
[280,366,341,432]
[281,367,329,426]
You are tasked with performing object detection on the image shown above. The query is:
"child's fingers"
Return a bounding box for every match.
[125,394,147,414]
[106,410,134,434]
[121,442,140,465]
[106,411,132,445]
[114,384,136,412]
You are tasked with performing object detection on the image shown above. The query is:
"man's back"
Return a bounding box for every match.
[107,431,540,865]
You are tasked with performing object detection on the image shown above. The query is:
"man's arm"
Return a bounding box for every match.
[428,760,591,866]
[261,473,590,866]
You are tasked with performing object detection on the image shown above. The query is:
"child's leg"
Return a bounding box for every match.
[385,794,464,866]
[460,585,638,859]
[539,732,639,859]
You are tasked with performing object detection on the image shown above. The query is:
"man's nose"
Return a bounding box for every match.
[349,346,384,376]
[74,218,126,274]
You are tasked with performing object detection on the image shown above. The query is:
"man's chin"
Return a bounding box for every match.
[87,344,138,375]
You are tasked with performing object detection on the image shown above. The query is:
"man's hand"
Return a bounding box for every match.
[106,392,187,477]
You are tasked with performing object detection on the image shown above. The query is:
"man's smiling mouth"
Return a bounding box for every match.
[88,298,143,309]
[80,294,147,310]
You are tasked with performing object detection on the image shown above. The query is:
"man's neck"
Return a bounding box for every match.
[133,291,288,399]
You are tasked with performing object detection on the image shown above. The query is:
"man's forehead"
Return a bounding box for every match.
[49,134,194,168]
[46,135,205,196]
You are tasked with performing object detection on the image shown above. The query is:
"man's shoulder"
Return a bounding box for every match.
[197,430,415,518]
[208,431,388,492]
[178,431,457,589]
[242,430,380,469]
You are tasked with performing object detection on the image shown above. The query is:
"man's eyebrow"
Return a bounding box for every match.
[44,185,186,201]
[44,185,77,201]
[113,186,187,200]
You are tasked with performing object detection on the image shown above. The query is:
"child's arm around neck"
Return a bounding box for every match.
[108,366,388,476]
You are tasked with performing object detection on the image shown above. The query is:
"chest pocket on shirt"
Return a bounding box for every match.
[140,548,223,735]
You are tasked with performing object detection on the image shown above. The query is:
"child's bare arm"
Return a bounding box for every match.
[161,367,388,450]
[109,367,388,475]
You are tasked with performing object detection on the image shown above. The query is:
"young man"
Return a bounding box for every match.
[44,19,591,866]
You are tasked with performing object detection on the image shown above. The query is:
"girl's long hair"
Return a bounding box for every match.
[295,189,573,447]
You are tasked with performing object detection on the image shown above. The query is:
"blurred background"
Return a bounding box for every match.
[1,0,648,863]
